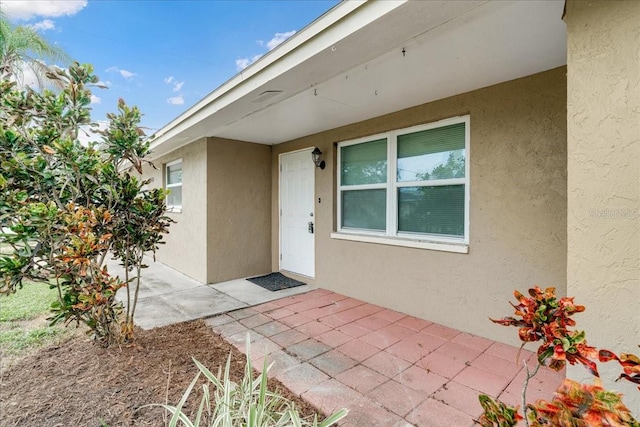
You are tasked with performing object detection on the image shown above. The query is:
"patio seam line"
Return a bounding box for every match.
[197,286,319,323]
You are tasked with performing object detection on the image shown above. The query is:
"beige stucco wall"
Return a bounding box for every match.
[565,0,640,413]
[142,138,209,283]
[206,138,272,283]
[271,67,567,345]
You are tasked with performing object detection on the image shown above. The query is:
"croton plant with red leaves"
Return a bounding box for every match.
[490,286,600,375]
[479,286,639,427]
[527,379,639,427]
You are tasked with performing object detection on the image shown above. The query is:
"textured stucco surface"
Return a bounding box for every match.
[141,138,209,283]
[271,68,568,346]
[142,137,272,285]
[565,0,640,412]
[206,137,272,283]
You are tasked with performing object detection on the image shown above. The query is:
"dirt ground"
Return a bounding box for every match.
[0,320,320,427]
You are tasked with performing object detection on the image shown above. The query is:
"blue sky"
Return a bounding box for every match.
[2,0,338,134]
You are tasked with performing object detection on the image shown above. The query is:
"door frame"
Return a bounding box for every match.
[278,147,315,278]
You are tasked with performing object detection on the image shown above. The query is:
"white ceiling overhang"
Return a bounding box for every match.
[149,0,566,159]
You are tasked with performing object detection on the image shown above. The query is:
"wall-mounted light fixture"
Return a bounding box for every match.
[311,147,326,170]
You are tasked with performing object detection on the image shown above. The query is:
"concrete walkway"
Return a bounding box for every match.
[117,260,563,426]
[107,258,315,330]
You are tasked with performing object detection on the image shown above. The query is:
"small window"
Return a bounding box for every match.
[337,116,469,245]
[165,159,182,210]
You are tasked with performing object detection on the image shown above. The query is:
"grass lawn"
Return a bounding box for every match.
[0,282,72,360]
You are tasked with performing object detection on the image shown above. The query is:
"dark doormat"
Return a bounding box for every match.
[247,272,305,292]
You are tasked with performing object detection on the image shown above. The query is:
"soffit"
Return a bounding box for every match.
[150,0,566,158]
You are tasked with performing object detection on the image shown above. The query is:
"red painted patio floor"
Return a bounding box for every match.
[205,289,563,426]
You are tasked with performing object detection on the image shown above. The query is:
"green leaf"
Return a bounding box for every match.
[318,408,349,427]
[15,191,28,202]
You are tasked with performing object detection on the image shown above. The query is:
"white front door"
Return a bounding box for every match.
[280,149,315,278]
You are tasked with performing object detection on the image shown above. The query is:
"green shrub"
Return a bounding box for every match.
[1,64,172,345]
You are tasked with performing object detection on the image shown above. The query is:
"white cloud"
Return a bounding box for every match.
[2,0,88,20]
[266,31,296,50]
[90,94,101,104]
[106,66,136,79]
[235,58,251,71]
[167,96,184,105]
[163,76,184,92]
[119,69,135,79]
[28,19,55,32]
[77,121,108,146]
[235,54,263,71]
[235,30,295,71]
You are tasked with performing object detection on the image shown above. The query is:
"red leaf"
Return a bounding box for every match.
[598,349,619,363]
[548,358,566,372]
[577,355,599,377]
[518,327,539,342]
[527,286,542,298]
[619,353,640,366]
[490,317,519,326]
[618,373,640,385]
[513,290,526,303]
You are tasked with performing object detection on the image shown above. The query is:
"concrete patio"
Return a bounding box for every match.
[107,257,315,329]
[116,260,563,426]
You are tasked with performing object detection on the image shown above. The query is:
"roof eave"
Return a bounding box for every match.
[148,0,407,157]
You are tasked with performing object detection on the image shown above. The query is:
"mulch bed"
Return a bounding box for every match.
[0,320,320,426]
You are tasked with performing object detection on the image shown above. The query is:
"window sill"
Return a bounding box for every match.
[330,232,468,254]
[167,206,182,214]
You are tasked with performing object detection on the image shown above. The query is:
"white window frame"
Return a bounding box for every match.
[333,115,470,253]
[165,159,183,213]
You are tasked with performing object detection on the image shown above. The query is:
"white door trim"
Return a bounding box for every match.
[279,148,315,278]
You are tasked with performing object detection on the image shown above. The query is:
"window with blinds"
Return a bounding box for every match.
[340,138,388,230]
[165,159,183,210]
[337,116,469,244]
